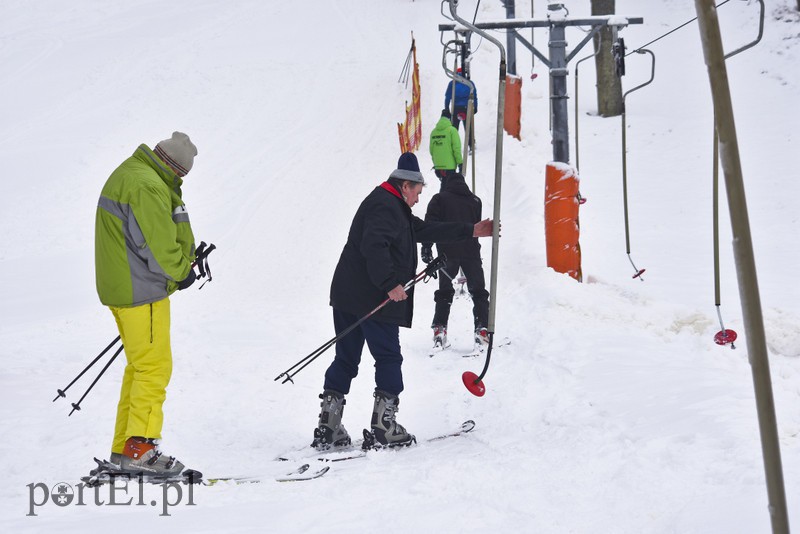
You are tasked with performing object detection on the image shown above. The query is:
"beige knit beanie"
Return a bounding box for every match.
[154,131,197,176]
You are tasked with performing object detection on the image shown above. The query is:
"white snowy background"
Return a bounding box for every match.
[1,0,798,532]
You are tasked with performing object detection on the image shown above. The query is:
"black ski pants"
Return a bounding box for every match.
[432,257,489,330]
[451,106,475,148]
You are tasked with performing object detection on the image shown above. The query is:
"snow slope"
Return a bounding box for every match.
[1,0,798,532]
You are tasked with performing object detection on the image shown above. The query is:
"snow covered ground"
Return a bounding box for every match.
[1,0,798,532]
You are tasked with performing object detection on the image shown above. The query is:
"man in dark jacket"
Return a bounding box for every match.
[421,172,489,349]
[313,152,493,449]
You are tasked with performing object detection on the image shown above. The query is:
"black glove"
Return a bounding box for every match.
[177,269,197,290]
[421,244,433,264]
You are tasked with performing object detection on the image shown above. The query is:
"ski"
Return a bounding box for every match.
[276,420,476,466]
[426,419,476,441]
[275,463,330,482]
[326,419,476,462]
[275,441,365,463]
[429,344,482,358]
[429,338,511,358]
[428,343,451,358]
[81,457,202,487]
[362,419,476,451]
[204,463,330,485]
[277,436,397,463]
[202,475,262,486]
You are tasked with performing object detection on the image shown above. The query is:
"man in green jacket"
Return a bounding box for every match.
[95,132,198,476]
[429,108,463,186]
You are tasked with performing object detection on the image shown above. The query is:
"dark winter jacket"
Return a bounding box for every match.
[444,79,478,112]
[424,174,482,260]
[330,182,473,327]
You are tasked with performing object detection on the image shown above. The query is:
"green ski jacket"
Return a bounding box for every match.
[95,144,196,307]
[429,116,463,170]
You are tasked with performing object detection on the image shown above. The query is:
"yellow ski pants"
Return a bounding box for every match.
[109,298,172,454]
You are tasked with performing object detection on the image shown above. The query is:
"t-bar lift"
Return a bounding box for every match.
[439,2,643,165]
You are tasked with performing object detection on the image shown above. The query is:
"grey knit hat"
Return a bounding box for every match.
[154,131,197,177]
[389,152,425,185]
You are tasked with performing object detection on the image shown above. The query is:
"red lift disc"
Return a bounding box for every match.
[714,329,738,346]
[462,371,486,397]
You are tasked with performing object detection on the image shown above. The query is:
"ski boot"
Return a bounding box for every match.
[475,326,490,346]
[370,390,416,447]
[311,389,351,449]
[119,437,184,477]
[432,324,448,348]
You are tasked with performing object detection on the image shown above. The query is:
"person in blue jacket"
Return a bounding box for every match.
[444,68,478,149]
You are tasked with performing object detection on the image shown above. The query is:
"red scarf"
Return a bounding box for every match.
[380,181,402,198]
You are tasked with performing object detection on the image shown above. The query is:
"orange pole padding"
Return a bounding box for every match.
[544,162,582,281]
[503,74,522,140]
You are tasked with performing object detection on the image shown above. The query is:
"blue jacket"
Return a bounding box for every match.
[444,79,478,112]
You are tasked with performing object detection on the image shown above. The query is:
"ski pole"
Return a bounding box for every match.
[274,256,447,384]
[274,257,446,384]
[53,241,216,404]
[56,240,216,414]
[68,343,124,416]
[52,335,121,402]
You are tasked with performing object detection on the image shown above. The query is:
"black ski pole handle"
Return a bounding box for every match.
[191,242,216,268]
[423,254,448,280]
[196,243,216,263]
[192,242,216,275]
[194,241,207,261]
[190,242,216,288]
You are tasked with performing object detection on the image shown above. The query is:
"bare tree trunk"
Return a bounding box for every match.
[592,0,623,117]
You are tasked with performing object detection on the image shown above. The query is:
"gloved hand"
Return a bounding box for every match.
[177,269,197,290]
[421,244,433,264]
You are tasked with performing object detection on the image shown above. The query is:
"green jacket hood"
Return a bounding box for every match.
[429,117,463,170]
[134,144,184,197]
[433,116,453,132]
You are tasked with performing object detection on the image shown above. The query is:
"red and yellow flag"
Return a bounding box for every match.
[398,39,422,153]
